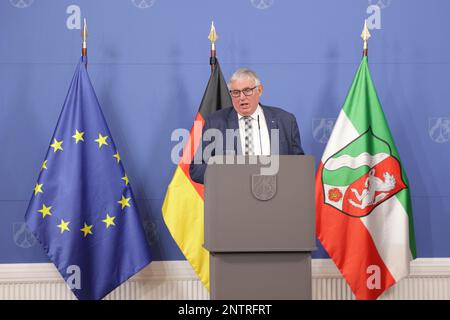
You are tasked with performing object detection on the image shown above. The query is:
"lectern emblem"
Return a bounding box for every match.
[251,174,277,201]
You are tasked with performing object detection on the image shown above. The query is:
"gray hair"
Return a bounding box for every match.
[227,68,261,88]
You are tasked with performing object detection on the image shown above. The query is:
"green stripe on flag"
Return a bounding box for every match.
[332,129,391,159]
[322,166,370,186]
[342,58,400,158]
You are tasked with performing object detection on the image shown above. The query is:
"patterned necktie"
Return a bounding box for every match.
[244,116,254,155]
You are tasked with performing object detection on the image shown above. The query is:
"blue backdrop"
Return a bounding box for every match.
[1,0,449,262]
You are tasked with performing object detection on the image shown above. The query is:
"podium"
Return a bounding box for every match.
[204,155,316,300]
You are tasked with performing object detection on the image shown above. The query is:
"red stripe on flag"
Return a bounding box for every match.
[178,112,205,200]
[316,162,396,300]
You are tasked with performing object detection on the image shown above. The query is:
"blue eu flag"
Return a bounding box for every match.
[25,57,152,300]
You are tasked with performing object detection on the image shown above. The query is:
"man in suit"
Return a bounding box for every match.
[190,68,304,184]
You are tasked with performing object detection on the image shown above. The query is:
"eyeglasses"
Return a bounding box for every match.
[229,86,258,98]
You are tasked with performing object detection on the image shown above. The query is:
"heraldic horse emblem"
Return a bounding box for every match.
[348,168,396,209]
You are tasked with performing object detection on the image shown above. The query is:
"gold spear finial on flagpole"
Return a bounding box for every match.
[82,18,88,57]
[361,20,371,57]
[208,21,218,51]
[208,21,218,72]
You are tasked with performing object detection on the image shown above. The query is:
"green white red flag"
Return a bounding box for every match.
[316,56,417,300]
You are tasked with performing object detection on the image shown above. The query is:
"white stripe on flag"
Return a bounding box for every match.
[324,152,390,171]
[321,111,360,163]
[361,196,411,282]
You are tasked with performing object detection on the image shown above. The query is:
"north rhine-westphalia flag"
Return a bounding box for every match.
[316,56,416,300]
[162,59,232,290]
[25,57,152,300]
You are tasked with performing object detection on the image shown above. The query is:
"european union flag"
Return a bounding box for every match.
[24,57,152,300]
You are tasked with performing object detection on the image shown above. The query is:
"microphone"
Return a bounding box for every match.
[257,115,263,155]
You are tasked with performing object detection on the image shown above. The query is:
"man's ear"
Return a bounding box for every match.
[258,84,264,96]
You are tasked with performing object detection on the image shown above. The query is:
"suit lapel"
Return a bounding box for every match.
[261,105,278,145]
[227,108,241,154]
[227,106,280,155]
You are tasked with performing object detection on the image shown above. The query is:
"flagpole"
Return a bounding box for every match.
[208,21,217,73]
[361,20,371,57]
[82,18,88,67]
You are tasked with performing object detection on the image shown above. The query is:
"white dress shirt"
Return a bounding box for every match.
[237,105,271,155]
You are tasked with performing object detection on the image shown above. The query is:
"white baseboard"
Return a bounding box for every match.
[0,258,449,299]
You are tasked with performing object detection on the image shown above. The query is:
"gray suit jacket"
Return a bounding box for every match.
[189,104,304,184]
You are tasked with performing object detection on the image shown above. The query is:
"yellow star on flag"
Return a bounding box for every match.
[95,133,109,148]
[41,160,48,171]
[118,195,131,209]
[34,183,43,196]
[80,223,93,237]
[122,174,129,185]
[102,214,116,228]
[37,204,52,218]
[113,152,121,163]
[50,139,63,153]
[57,219,70,234]
[72,130,85,143]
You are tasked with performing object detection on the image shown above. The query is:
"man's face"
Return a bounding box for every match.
[229,77,263,117]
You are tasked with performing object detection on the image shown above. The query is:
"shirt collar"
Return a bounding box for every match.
[237,104,262,120]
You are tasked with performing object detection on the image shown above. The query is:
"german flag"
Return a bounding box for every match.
[162,59,231,290]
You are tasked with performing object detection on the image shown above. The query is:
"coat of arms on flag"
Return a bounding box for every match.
[321,128,407,218]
